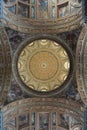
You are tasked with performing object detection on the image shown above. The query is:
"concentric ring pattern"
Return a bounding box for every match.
[18,39,70,92]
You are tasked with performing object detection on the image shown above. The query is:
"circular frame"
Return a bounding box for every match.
[12,34,74,97]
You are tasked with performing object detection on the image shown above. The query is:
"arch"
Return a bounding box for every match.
[0,27,11,106]
[76,25,87,105]
[2,98,83,130]
[2,0,83,34]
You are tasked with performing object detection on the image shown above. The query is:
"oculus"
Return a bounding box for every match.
[17,39,70,92]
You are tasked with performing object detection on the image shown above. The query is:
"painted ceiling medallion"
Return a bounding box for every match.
[18,39,70,92]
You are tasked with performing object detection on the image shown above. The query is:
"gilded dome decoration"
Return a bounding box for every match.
[13,35,74,96]
[18,39,70,92]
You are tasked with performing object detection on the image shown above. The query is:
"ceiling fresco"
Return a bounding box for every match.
[0,0,86,129]
[3,27,82,102]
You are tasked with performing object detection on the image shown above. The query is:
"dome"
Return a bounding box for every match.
[2,0,83,33]
[12,35,74,96]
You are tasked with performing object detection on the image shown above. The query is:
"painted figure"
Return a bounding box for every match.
[38,0,48,19]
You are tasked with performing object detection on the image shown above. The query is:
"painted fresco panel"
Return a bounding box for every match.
[39,112,49,130]
[38,0,48,19]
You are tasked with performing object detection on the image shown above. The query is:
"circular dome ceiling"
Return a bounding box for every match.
[13,35,74,96]
[18,39,70,92]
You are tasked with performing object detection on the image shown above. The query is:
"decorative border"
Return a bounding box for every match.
[0,27,11,106]
[76,25,87,105]
[12,34,74,97]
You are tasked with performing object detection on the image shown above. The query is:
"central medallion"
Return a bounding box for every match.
[18,39,70,92]
[29,51,58,80]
